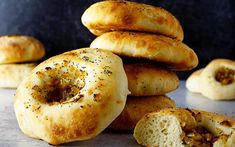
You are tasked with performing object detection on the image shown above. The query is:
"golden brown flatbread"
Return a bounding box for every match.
[90,31,198,71]
[0,35,45,64]
[82,0,184,41]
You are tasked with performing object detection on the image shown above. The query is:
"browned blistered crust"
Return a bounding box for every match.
[82,0,184,41]
[90,31,198,71]
[0,35,45,64]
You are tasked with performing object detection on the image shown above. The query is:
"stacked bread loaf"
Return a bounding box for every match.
[82,0,198,131]
[0,35,45,88]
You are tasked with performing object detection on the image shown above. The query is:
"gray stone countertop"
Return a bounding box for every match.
[0,81,235,146]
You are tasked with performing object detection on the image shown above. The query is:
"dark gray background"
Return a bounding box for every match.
[0,0,234,79]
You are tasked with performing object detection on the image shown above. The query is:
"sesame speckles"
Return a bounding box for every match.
[103,66,112,76]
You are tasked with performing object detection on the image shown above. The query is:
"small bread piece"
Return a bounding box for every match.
[124,63,179,96]
[82,0,184,41]
[14,48,129,145]
[200,59,235,100]
[186,59,235,100]
[109,95,176,131]
[186,68,204,93]
[0,63,36,88]
[0,35,45,64]
[134,108,235,147]
[90,31,198,71]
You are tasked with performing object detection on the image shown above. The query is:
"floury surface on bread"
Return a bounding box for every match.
[14,48,129,145]
[90,31,198,71]
[0,63,36,88]
[82,0,184,41]
[134,108,235,147]
[186,59,235,100]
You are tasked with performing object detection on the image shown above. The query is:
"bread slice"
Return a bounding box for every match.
[133,108,235,147]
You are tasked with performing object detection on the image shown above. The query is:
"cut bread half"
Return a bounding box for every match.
[133,108,235,147]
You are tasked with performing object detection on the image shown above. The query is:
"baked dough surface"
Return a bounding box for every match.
[0,35,45,64]
[82,0,184,41]
[91,31,198,71]
[14,48,129,145]
[124,63,179,96]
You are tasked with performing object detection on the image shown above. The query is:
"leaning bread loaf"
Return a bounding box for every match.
[0,35,45,64]
[14,48,129,145]
[82,0,184,41]
[134,108,235,147]
[90,31,198,71]
[108,95,176,131]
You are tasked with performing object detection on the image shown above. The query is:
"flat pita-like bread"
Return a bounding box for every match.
[90,31,198,71]
[82,0,184,41]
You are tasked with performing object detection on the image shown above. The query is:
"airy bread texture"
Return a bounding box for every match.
[0,35,45,64]
[14,48,129,145]
[81,0,184,41]
[124,63,179,96]
[134,108,235,147]
[108,95,176,131]
[186,59,235,100]
[90,31,198,71]
[0,63,36,88]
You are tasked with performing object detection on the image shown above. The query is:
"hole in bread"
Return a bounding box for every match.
[215,67,235,85]
[31,61,87,104]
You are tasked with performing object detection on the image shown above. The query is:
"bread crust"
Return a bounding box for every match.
[82,0,184,41]
[186,59,235,100]
[134,108,235,147]
[14,48,129,145]
[186,68,204,93]
[109,95,176,131]
[90,31,198,71]
[124,63,179,96]
[200,59,235,100]
[0,63,36,88]
[0,35,45,64]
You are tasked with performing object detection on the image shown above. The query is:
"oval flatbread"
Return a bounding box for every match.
[90,31,198,71]
[0,35,45,64]
[82,0,184,41]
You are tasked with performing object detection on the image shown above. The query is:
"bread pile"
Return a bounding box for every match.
[82,0,198,130]
[0,35,45,88]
